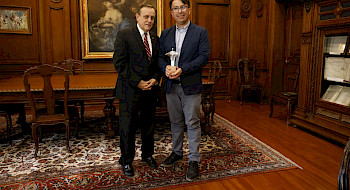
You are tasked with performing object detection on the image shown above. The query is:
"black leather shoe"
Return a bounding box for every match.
[121,164,134,177]
[160,152,183,167]
[186,161,199,181]
[142,156,158,169]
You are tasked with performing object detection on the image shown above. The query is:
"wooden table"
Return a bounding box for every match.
[0,73,118,137]
[0,74,215,135]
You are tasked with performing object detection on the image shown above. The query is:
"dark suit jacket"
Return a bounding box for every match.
[113,25,160,100]
[158,22,210,95]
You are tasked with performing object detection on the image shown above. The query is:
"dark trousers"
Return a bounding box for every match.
[118,89,156,165]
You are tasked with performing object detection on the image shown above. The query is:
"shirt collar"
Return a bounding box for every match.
[137,24,149,37]
[176,20,190,30]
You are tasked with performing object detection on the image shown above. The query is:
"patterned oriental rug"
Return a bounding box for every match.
[0,111,301,189]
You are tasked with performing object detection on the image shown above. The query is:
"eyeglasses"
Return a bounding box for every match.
[171,5,188,12]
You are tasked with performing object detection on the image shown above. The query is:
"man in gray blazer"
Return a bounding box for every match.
[113,4,161,178]
[158,0,210,181]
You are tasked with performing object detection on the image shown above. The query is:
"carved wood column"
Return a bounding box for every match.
[293,1,316,119]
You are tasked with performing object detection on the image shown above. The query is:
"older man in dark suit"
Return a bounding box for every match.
[158,0,210,182]
[113,4,160,178]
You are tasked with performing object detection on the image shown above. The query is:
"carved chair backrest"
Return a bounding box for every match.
[209,60,223,83]
[23,64,69,121]
[237,58,258,83]
[208,60,223,98]
[292,66,300,93]
[56,58,84,75]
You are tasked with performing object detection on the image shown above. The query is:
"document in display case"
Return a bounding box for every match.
[321,85,350,106]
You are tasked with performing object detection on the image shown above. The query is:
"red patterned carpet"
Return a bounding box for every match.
[0,111,301,189]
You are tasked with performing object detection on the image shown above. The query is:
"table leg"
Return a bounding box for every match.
[201,94,212,134]
[103,98,116,138]
[269,97,274,118]
[287,99,291,126]
[17,103,30,134]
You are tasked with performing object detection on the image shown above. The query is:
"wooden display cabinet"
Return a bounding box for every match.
[291,0,350,145]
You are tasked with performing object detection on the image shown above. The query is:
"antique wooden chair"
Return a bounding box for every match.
[0,104,26,143]
[269,66,300,126]
[237,58,263,105]
[208,60,222,122]
[56,59,85,124]
[23,64,79,157]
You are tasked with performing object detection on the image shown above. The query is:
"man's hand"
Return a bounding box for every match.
[143,78,157,90]
[137,79,157,90]
[169,67,182,79]
[165,65,176,77]
[137,80,149,90]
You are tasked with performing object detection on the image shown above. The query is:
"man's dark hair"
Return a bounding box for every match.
[169,0,190,9]
[138,4,154,14]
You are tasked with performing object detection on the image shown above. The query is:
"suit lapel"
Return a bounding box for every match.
[132,25,145,52]
[180,22,194,58]
[169,26,177,51]
[150,32,157,55]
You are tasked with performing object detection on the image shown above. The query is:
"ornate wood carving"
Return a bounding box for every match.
[343,115,350,124]
[241,0,251,18]
[309,29,318,115]
[51,0,63,3]
[304,2,312,13]
[257,0,264,17]
[301,33,312,44]
[316,108,341,120]
[334,3,343,15]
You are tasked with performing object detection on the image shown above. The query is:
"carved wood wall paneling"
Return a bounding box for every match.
[240,0,270,99]
[69,0,81,59]
[193,1,230,98]
[44,0,72,64]
[282,4,303,93]
[285,4,303,57]
[163,0,174,29]
[241,0,251,18]
[255,0,268,69]
[0,0,41,65]
[257,0,264,17]
[195,3,230,62]
[268,0,287,96]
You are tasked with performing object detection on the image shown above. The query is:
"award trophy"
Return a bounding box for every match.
[165,48,179,74]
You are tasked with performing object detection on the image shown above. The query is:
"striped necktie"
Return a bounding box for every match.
[143,33,151,60]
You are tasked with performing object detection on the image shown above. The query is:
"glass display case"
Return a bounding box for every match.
[321,35,350,107]
[290,0,350,145]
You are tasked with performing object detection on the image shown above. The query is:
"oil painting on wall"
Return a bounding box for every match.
[0,6,32,34]
[80,0,162,59]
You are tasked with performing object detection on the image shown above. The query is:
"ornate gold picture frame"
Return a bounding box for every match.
[80,0,163,59]
[0,6,32,34]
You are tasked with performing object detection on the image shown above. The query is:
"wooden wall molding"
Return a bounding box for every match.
[309,28,318,115]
